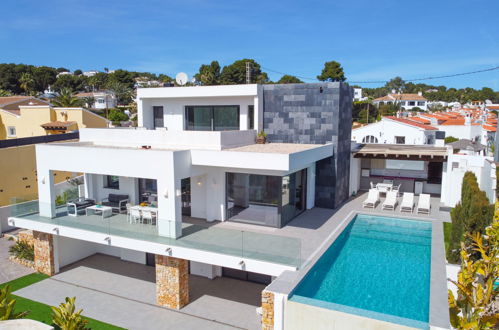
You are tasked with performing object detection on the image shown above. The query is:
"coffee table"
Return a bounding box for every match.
[86,205,113,219]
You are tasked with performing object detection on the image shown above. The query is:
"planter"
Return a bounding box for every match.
[256,136,266,144]
[9,256,35,269]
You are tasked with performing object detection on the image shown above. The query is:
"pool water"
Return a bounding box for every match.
[290,214,432,329]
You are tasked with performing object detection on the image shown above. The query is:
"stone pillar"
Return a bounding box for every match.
[262,290,275,330]
[156,255,189,309]
[33,231,56,276]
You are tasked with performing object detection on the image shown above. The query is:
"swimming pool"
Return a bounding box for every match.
[290,214,432,329]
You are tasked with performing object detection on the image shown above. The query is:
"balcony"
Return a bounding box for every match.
[8,201,301,272]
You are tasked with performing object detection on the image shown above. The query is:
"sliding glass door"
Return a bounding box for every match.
[185,106,239,131]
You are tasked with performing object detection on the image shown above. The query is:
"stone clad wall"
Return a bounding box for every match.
[261,290,275,330]
[156,255,189,309]
[33,231,55,276]
[263,82,353,208]
[18,230,35,246]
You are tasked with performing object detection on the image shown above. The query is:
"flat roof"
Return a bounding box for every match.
[225,143,321,154]
[353,144,448,160]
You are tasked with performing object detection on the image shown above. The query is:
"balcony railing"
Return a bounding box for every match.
[9,201,301,268]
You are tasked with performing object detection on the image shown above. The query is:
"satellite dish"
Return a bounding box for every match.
[175,72,188,86]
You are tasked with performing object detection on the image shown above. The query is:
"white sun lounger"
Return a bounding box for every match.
[417,194,431,214]
[382,191,398,211]
[400,192,414,213]
[363,189,380,208]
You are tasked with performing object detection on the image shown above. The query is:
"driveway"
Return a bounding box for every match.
[14,254,263,330]
[0,236,34,284]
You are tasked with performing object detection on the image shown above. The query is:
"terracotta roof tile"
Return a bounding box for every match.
[374,93,427,102]
[40,121,76,130]
[483,125,497,132]
[384,116,438,130]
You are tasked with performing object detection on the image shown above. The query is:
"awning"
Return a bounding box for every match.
[353,144,448,161]
[40,121,76,131]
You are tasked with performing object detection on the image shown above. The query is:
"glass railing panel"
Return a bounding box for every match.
[242,231,302,268]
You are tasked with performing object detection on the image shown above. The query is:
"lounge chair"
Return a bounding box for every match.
[400,192,414,213]
[362,189,380,208]
[101,193,129,214]
[67,197,95,216]
[417,194,431,214]
[382,191,398,211]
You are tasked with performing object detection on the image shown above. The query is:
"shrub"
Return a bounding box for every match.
[445,136,459,144]
[9,240,34,261]
[51,297,89,330]
[447,172,494,263]
[108,109,128,123]
[0,285,29,320]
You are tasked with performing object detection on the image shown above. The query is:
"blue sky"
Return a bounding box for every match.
[1,0,498,89]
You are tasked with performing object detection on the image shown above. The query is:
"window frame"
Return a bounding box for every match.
[184,105,240,131]
[248,105,255,130]
[395,136,406,144]
[7,126,16,138]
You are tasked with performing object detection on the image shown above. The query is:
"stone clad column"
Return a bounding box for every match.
[155,255,189,309]
[261,290,275,330]
[33,231,56,276]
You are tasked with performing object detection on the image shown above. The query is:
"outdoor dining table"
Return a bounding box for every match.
[130,205,158,216]
[376,183,393,193]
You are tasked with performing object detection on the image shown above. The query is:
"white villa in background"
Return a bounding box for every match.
[353,88,367,101]
[373,92,428,111]
[75,91,117,109]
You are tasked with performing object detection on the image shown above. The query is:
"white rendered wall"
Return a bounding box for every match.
[436,124,482,141]
[139,96,255,131]
[190,261,222,279]
[351,119,428,145]
[57,236,121,268]
[349,156,361,196]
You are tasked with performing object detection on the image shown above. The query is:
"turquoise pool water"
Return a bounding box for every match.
[290,214,432,329]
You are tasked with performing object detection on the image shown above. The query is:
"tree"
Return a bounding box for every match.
[74,69,82,76]
[106,81,133,105]
[87,72,108,91]
[53,75,87,92]
[52,88,83,107]
[56,67,69,73]
[447,172,494,263]
[448,204,499,329]
[108,109,129,124]
[194,61,221,85]
[32,66,57,92]
[0,285,29,320]
[277,75,303,84]
[19,72,35,95]
[51,297,89,330]
[220,59,269,85]
[82,96,95,109]
[107,69,134,88]
[0,89,12,96]
[385,76,406,93]
[317,61,346,82]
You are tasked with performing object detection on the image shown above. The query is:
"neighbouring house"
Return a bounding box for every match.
[353,88,367,101]
[75,91,117,109]
[447,139,486,156]
[82,70,100,77]
[351,116,441,145]
[373,91,428,111]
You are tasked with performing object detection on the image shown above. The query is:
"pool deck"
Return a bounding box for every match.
[261,192,451,329]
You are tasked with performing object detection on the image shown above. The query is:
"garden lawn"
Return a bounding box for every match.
[1,273,124,330]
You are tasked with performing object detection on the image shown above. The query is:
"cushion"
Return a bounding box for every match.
[108,194,128,203]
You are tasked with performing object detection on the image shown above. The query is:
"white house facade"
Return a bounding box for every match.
[373,92,428,111]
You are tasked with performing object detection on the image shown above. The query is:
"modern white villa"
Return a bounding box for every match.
[8,83,457,330]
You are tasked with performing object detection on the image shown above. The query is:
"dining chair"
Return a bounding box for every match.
[370,181,375,189]
[142,210,155,225]
[130,208,141,224]
[126,203,132,222]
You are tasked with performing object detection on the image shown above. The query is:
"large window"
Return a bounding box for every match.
[153,106,164,128]
[185,106,239,131]
[104,175,119,189]
[248,105,254,129]
[362,135,378,143]
[395,136,406,144]
[226,169,307,228]
[7,126,16,138]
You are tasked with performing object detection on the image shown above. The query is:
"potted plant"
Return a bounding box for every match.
[256,130,267,144]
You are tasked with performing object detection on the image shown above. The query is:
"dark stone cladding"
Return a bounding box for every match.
[262,82,353,209]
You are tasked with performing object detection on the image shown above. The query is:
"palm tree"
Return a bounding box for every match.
[82,96,95,109]
[19,72,35,95]
[52,88,83,107]
[107,81,133,106]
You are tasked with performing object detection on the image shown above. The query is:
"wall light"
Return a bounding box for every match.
[197,179,202,186]
[163,188,168,199]
[41,176,46,184]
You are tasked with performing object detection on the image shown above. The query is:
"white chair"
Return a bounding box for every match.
[126,203,132,221]
[400,193,415,213]
[382,191,398,211]
[392,184,401,196]
[370,181,375,189]
[362,189,380,208]
[417,194,431,214]
[130,208,141,224]
[141,210,155,225]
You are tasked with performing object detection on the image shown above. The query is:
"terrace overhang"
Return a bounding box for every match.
[353,144,448,162]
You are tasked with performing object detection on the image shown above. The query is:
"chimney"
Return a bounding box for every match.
[418,91,422,96]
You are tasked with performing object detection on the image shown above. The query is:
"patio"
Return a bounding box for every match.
[14,253,263,330]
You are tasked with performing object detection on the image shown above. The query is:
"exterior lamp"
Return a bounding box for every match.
[41,176,46,184]
[197,179,202,186]
[163,188,168,199]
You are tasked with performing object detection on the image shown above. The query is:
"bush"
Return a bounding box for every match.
[0,285,29,320]
[445,136,459,144]
[51,297,89,330]
[447,172,494,263]
[108,109,128,123]
[9,240,34,261]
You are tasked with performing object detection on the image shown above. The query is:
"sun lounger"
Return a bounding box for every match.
[362,189,380,208]
[417,194,431,214]
[382,191,398,211]
[400,192,414,213]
